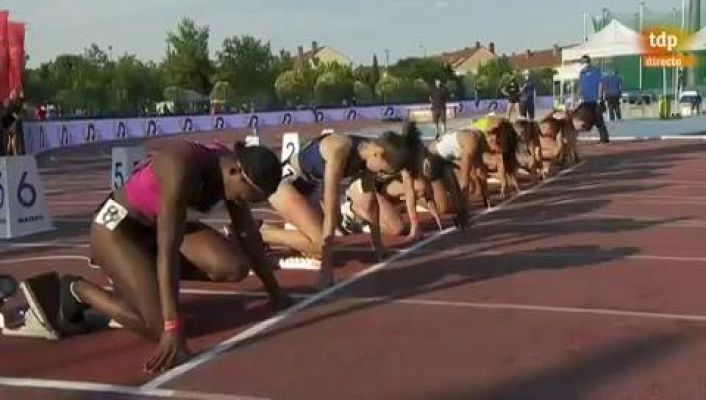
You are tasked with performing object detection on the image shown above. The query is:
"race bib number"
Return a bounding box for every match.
[94,199,128,231]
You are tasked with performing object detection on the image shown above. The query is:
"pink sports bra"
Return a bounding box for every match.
[122,141,230,222]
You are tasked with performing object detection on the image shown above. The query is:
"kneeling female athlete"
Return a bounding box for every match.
[41,140,290,374]
[262,129,419,290]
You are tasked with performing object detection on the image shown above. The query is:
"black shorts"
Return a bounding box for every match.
[432,109,446,124]
[93,195,155,244]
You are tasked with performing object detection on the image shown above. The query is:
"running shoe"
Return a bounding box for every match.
[57,274,89,335]
[338,200,365,235]
[278,257,322,270]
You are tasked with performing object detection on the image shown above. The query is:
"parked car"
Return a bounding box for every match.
[679,90,702,117]
[621,92,657,105]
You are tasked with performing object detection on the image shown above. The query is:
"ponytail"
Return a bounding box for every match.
[375,120,423,173]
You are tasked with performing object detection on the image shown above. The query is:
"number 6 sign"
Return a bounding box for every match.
[0,156,54,239]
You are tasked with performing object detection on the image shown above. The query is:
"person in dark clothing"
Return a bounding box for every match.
[602,69,623,121]
[502,78,521,120]
[429,80,449,139]
[519,70,536,120]
[1,95,24,155]
[577,55,610,143]
[0,94,23,156]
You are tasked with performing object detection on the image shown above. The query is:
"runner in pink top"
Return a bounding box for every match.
[123,142,231,223]
[36,139,292,375]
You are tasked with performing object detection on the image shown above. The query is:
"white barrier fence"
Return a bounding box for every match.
[22,97,553,155]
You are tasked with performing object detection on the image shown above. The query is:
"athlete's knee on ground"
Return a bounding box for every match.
[206,252,251,282]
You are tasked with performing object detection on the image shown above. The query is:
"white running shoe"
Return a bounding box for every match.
[108,319,124,329]
[278,257,321,270]
[415,204,429,213]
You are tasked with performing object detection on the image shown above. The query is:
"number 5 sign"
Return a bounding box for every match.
[111,146,147,190]
[0,156,55,238]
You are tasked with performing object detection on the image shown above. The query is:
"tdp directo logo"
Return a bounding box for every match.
[640,26,696,68]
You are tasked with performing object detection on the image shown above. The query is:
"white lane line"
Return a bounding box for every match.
[480,218,706,229]
[578,135,706,141]
[142,161,586,389]
[174,289,706,324]
[0,377,266,400]
[0,241,90,249]
[587,213,706,225]
[391,299,706,323]
[0,255,90,266]
[550,178,706,187]
[469,249,706,263]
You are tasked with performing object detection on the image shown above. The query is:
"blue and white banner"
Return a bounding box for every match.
[23,97,551,155]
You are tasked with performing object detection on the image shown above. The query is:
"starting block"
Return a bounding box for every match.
[0,273,61,340]
[111,146,146,190]
[244,135,260,147]
[0,156,55,239]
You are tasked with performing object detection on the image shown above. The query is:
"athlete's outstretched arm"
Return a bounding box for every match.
[226,201,291,305]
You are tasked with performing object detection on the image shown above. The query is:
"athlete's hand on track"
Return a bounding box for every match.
[401,224,422,245]
[454,207,470,231]
[144,331,191,374]
[269,291,296,310]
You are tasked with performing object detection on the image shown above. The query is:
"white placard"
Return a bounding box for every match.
[0,156,55,238]
[111,146,147,190]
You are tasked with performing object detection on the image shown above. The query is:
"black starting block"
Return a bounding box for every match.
[0,273,61,340]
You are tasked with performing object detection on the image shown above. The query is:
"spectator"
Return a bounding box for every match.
[1,94,24,156]
[578,55,610,143]
[519,70,536,120]
[34,104,46,121]
[502,77,520,120]
[602,69,623,121]
[692,93,702,115]
[429,79,449,139]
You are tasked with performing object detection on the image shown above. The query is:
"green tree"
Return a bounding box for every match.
[111,55,163,115]
[354,65,372,85]
[529,67,555,96]
[164,17,212,95]
[275,69,311,105]
[370,54,381,96]
[209,80,237,105]
[353,81,374,105]
[473,58,515,98]
[391,57,454,85]
[215,35,280,107]
[376,73,401,103]
[313,62,354,106]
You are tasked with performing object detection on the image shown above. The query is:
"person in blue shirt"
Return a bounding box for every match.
[519,70,536,120]
[602,69,623,121]
[578,55,610,143]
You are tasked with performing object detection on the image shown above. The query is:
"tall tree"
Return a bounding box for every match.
[216,36,273,97]
[370,54,380,96]
[111,55,164,115]
[473,58,515,98]
[164,18,212,94]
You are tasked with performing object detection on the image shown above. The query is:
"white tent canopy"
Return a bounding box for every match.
[685,26,706,51]
[553,63,584,82]
[563,20,643,61]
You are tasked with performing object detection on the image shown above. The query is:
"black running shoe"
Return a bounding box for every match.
[57,274,89,336]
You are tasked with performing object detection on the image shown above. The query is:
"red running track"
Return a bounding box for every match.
[1,130,706,399]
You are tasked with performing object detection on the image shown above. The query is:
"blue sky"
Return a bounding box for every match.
[2,0,691,67]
